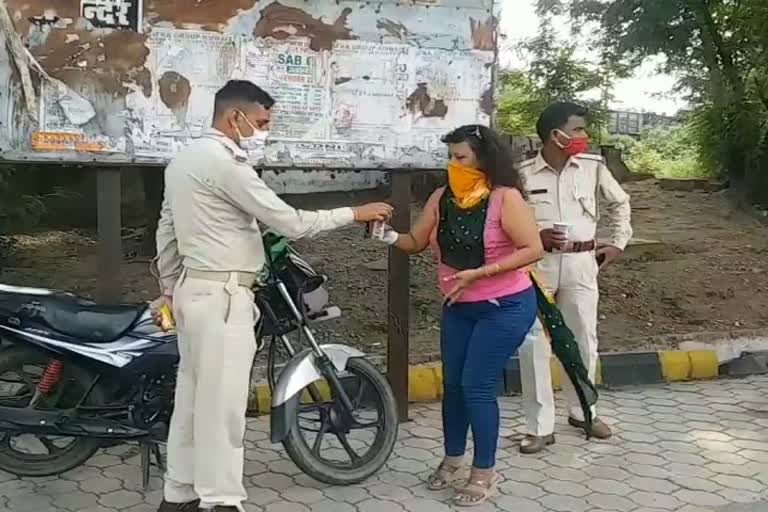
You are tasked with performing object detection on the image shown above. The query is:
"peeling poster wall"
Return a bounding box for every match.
[0,0,497,170]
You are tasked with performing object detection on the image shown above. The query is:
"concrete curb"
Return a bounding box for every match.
[248,349,729,413]
[505,349,719,394]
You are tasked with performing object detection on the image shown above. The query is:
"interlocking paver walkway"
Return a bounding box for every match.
[2,376,768,512]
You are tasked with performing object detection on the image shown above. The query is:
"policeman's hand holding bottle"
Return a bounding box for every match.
[352,203,394,222]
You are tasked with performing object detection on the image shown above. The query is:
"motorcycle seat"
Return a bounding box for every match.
[0,291,147,343]
[41,300,148,343]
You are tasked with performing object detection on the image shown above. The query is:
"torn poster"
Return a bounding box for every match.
[129,28,239,158]
[37,81,124,153]
[52,80,96,126]
[330,40,411,146]
[243,38,328,141]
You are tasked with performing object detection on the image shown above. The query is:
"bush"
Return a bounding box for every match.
[690,96,767,204]
[606,126,708,179]
[602,133,638,156]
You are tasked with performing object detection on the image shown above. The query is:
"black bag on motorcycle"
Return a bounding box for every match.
[262,232,331,319]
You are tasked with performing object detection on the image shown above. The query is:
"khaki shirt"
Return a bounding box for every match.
[153,128,354,294]
[520,152,633,250]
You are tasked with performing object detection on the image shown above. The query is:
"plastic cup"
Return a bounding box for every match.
[553,222,572,237]
[552,222,572,252]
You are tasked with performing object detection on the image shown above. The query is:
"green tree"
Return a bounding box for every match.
[497,17,614,139]
[496,70,544,136]
[541,0,768,203]
[524,19,604,103]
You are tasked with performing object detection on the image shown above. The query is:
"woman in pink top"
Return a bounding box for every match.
[378,125,544,506]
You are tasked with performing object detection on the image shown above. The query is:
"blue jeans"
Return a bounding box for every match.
[441,286,537,469]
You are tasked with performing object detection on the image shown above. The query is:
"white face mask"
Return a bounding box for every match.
[234,111,269,158]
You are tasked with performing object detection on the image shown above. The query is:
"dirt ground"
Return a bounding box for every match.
[1,180,767,359]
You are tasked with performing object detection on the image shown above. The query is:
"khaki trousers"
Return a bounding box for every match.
[518,251,600,436]
[163,272,259,511]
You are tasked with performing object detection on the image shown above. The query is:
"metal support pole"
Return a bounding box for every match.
[140,167,164,257]
[387,172,412,422]
[96,168,122,303]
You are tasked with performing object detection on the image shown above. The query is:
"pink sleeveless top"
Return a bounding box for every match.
[429,187,532,303]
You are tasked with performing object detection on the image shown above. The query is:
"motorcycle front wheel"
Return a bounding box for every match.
[282,356,398,485]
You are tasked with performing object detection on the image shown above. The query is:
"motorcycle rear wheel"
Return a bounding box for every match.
[282,357,398,485]
[0,346,106,476]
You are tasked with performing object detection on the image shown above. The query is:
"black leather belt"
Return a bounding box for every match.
[546,240,596,253]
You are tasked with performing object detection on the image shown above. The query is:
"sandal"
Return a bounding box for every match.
[453,470,502,507]
[427,460,465,490]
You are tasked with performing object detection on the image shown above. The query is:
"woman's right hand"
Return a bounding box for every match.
[352,202,394,223]
[443,268,483,305]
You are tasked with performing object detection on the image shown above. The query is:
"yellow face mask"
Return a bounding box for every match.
[447,160,490,209]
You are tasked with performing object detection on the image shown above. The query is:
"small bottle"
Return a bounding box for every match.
[366,220,386,240]
[157,302,175,331]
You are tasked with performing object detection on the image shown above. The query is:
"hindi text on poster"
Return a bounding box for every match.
[81,0,142,32]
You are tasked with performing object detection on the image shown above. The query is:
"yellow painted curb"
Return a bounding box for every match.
[409,365,442,402]
[248,350,722,412]
[548,356,602,390]
[249,363,445,413]
[253,384,271,413]
[659,350,719,381]
[594,357,604,386]
[688,350,719,380]
[550,358,563,390]
[659,351,690,381]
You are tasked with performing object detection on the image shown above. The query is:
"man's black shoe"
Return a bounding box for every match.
[211,507,239,511]
[157,499,200,512]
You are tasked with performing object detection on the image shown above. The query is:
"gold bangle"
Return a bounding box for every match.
[483,264,500,278]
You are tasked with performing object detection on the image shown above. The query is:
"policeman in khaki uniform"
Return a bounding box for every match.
[152,80,392,512]
[517,102,633,454]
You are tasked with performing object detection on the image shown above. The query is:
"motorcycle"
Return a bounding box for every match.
[0,232,398,487]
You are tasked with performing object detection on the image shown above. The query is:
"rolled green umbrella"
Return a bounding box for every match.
[530,272,599,439]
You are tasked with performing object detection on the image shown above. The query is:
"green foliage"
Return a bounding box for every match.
[608,125,705,178]
[497,70,545,136]
[544,0,768,203]
[602,133,637,156]
[497,17,610,139]
[524,20,605,103]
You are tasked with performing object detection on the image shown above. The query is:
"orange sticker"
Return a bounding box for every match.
[31,131,105,152]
